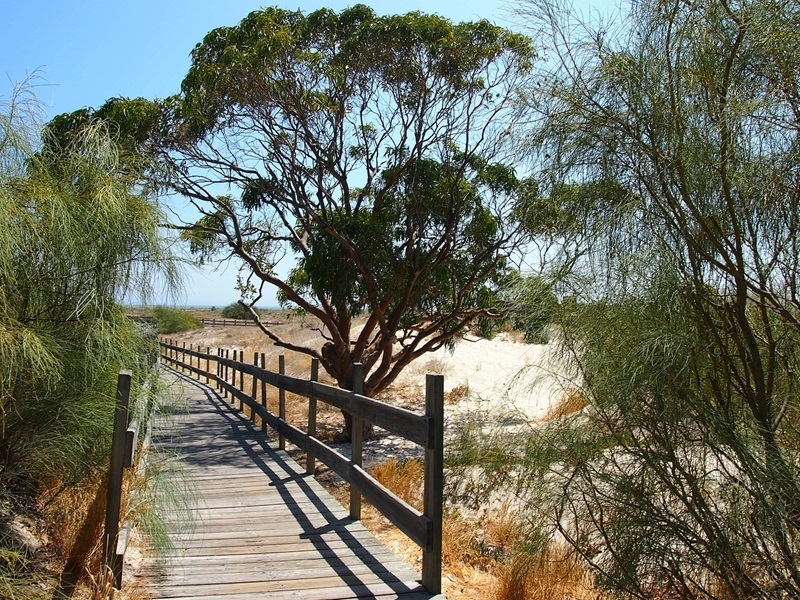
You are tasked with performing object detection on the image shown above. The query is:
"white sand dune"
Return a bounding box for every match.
[174,319,576,423]
[394,332,575,423]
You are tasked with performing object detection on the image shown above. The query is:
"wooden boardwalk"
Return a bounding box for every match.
[137,369,441,599]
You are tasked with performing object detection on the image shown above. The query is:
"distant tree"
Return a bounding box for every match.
[220,302,261,320]
[61,6,538,435]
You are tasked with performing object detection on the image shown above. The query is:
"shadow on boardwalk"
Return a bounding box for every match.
[137,368,443,599]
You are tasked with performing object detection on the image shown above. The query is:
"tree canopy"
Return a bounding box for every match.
[71,5,537,402]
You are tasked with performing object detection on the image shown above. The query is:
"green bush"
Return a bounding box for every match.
[0,81,175,503]
[150,306,202,334]
[220,302,260,320]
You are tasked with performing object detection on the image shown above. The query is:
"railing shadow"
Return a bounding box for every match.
[156,368,427,596]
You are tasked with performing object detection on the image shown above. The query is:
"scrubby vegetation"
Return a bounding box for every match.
[150,305,203,334]
[219,302,260,321]
[0,80,175,595]
[6,0,798,596]
[449,0,800,597]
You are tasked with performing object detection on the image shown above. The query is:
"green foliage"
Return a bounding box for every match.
[502,0,800,596]
[88,4,538,400]
[219,302,260,320]
[285,157,525,324]
[472,272,557,342]
[0,81,176,496]
[150,306,202,334]
[0,545,51,599]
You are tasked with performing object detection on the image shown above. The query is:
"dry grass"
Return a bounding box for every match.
[43,473,109,578]
[542,389,587,421]
[348,461,604,600]
[369,458,424,510]
[492,544,599,600]
[446,384,471,404]
[39,456,155,598]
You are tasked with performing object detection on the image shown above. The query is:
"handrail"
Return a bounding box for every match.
[103,370,155,589]
[158,338,444,594]
[199,317,279,327]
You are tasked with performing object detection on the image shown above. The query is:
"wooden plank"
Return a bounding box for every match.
[150,572,424,598]
[139,546,404,569]
[156,591,442,600]
[141,369,439,600]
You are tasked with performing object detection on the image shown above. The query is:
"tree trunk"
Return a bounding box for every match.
[323,342,376,441]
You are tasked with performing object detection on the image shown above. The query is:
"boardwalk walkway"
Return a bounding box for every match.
[138,369,441,599]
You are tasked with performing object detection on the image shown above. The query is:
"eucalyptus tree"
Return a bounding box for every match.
[458,0,800,596]
[81,6,537,425]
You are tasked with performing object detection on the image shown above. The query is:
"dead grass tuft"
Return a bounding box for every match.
[482,500,523,556]
[445,384,471,404]
[43,473,109,578]
[369,458,424,510]
[493,544,599,600]
[543,389,587,421]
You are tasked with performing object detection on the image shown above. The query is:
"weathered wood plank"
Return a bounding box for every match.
[150,572,424,598]
[139,369,440,600]
[159,592,443,600]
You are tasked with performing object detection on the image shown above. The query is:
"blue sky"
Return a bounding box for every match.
[2,0,614,306]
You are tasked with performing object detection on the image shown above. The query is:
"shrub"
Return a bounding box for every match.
[150,306,202,334]
[220,302,260,320]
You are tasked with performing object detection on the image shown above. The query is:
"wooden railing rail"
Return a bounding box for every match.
[199,318,282,327]
[159,338,444,594]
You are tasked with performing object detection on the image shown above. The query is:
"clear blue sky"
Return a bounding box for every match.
[2,0,613,307]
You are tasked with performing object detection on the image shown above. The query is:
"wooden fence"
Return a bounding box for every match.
[200,318,261,327]
[103,371,153,589]
[158,339,445,594]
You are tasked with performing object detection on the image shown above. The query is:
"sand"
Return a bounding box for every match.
[168,318,578,441]
[394,331,573,423]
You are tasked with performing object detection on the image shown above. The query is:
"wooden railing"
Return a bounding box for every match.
[103,371,153,589]
[158,339,445,594]
[200,318,261,327]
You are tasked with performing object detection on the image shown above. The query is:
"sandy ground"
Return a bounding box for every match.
[167,318,577,463]
[171,314,574,419]
[393,331,572,422]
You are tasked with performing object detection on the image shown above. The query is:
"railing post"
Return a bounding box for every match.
[239,352,244,399]
[251,352,258,423]
[260,353,267,433]
[350,363,364,521]
[103,371,132,590]
[224,349,230,398]
[278,355,286,450]
[232,350,239,408]
[181,342,186,373]
[306,358,319,475]
[189,343,193,373]
[422,374,444,594]
[216,348,221,390]
[205,347,210,384]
